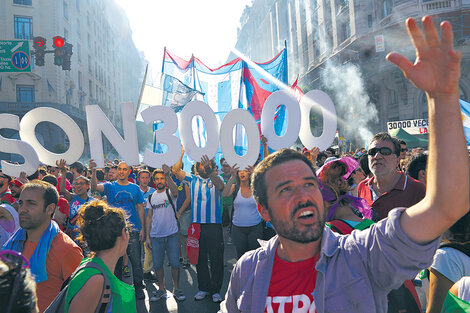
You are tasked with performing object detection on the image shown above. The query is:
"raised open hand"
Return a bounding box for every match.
[386,16,461,99]
[162,164,171,176]
[89,159,97,170]
[230,163,239,176]
[56,159,67,172]
[200,155,213,174]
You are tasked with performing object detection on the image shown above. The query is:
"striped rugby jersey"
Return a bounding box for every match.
[189,174,222,224]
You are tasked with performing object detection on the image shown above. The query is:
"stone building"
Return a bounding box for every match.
[0,0,145,161]
[232,0,470,146]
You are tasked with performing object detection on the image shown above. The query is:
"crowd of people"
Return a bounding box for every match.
[1,15,470,313]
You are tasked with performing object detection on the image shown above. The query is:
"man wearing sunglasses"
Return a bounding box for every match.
[221,17,468,313]
[357,133,426,220]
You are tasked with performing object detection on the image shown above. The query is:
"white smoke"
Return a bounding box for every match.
[320,61,378,147]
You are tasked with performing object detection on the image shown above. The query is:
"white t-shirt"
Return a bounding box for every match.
[459,276,470,303]
[431,247,470,283]
[146,190,178,238]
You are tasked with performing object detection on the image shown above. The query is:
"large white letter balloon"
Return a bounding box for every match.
[0,114,40,177]
[299,90,337,151]
[141,106,182,168]
[260,90,301,150]
[219,109,260,170]
[178,100,219,162]
[86,102,139,168]
[19,107,85,166]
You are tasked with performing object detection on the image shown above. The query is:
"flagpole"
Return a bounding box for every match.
[135,62,149,119]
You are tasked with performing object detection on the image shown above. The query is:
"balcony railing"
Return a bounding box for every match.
[423,0,458,11]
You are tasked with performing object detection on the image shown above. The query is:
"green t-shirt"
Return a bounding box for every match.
[441,292,470,313]
[64,257,136,313]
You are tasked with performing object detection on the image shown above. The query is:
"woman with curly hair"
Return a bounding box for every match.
[64,200,136,313]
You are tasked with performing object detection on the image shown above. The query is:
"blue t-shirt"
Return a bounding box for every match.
[141,187,155,202]
[103,182,145,231]
[68,194,94,229]
[172,175,191,212]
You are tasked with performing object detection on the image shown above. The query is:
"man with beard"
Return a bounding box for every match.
[3,180,83,312]
[90,160,146,300]
[220,16,469,313]
[9,179,23,202]
[173,151,226,303]
[145,165,185,301]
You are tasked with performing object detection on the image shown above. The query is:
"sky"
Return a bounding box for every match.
[114,0,253,82]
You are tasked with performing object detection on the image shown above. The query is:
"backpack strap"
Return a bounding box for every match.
[165,188,177,218]
[82,262,111,313]
[439,242,470,258]
[68,262,111,313]
[327,220,354,235]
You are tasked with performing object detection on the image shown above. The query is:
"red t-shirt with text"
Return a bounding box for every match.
[265,251,320,313]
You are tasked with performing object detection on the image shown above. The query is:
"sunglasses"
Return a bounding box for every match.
[367,147,393,156]
[401,148,408,152]
[0,174,8,179]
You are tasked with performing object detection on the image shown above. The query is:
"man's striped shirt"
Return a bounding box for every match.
[189,174,222,224]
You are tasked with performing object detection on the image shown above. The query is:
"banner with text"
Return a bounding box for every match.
[387,118,429,135]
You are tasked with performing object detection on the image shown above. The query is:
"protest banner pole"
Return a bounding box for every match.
[135,62,149,119]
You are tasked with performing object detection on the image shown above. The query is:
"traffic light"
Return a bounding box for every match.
[62,42,73,71]
[32,36,46,66]
[53,36,65,66]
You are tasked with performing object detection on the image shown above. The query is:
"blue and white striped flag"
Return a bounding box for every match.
[460,99,470,146]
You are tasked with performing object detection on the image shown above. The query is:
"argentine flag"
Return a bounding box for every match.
[460,99,470,146]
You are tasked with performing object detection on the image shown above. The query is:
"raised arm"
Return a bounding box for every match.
[89,159,104,193]
[222,164,238,197]
[163,164,178,198]
[172,145,187,181]
[201,155,225,192]
[56,159,73,201]
[261,134,270,159]
[176,183,191,220]
[388,16,469,243]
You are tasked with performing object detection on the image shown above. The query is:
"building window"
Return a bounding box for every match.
[89,80,93,98]
[78,71,82,90]
[77,43,81,63]
[63,1,68,20]
[13,0,32,5]
[16,85,35,103]
[88,55,92,72]
[76,0,80,11]
[77,19,81,36]
[64,28,68,41]
[380,0,393,19]
[14,16,33,39]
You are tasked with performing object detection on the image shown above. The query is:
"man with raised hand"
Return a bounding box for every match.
[221,16,468,313]
[56,159,94,238]
[173,150,226,303]
[90,159,146,300]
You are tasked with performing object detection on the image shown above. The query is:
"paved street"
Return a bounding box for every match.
[136,229,239,313]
